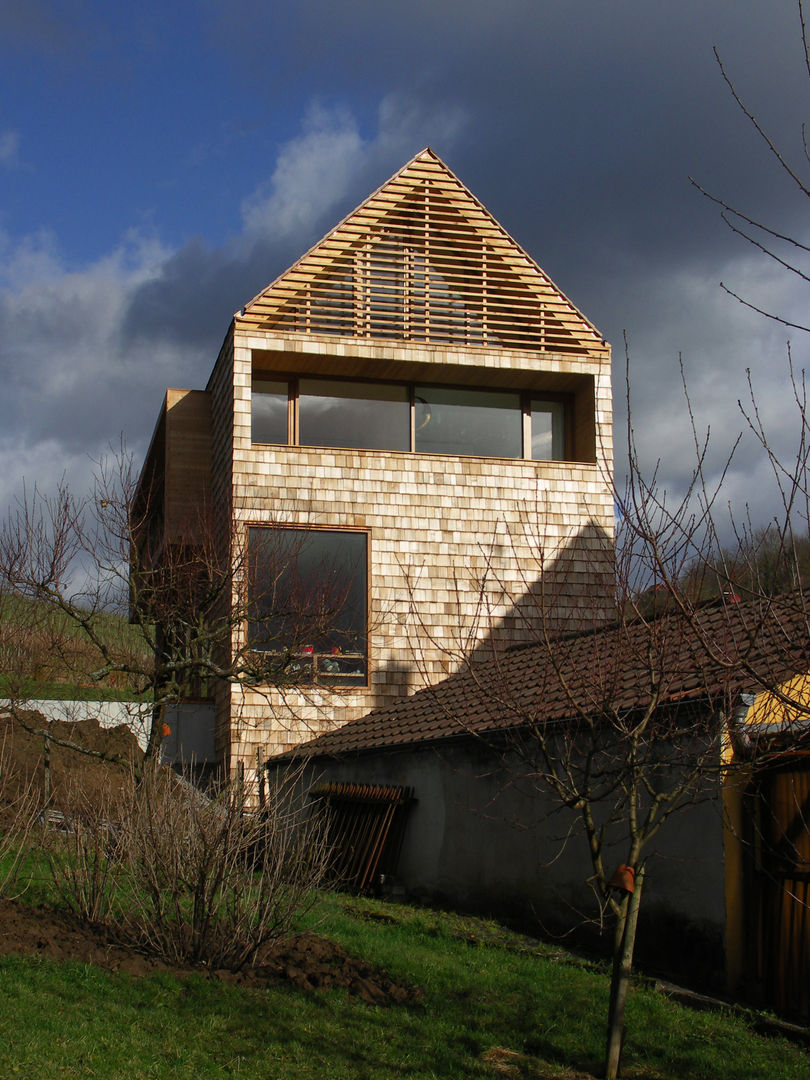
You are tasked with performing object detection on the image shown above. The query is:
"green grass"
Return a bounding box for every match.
[1,891,808,1079]
[0,590,153,702]
[0,675,150,702]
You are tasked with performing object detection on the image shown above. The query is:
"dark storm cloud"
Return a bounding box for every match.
[3,0,810,534]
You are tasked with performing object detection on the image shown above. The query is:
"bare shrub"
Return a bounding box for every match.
[0,728,39,898]
[40,781,128,925]
[113,765,328,969]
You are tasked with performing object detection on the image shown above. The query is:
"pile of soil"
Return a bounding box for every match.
[0,899,423,1006]
[0,714,422,1007]
[0,711,142,809]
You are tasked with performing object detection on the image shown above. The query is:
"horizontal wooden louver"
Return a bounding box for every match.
[241,150,603,356]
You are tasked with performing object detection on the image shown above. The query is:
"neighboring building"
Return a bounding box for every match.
[272,595,810,1017]
[135,149,614,784]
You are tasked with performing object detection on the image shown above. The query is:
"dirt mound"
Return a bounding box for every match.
[0,899,423,1006]
[0,715,422,1006]
[0,711,142,808]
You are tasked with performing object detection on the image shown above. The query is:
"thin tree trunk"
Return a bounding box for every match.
[604,866,645,1080]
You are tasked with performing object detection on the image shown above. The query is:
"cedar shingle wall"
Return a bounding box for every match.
[164,389,212,542]
[206,328,236,769]
[227,328,613,776]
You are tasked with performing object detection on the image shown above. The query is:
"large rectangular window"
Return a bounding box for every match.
[414,386,522,458]
[299,379,410,451]
[247,527,367,686]
[251,375,573,461]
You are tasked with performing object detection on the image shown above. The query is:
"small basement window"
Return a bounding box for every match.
[247,527,367,687]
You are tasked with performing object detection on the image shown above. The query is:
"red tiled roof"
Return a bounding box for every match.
[277,594,810,760]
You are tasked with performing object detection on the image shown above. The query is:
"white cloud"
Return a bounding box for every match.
[0,130,20,168]
[241,105,365,241]
[240,95,467,244]
[0,98,468,514]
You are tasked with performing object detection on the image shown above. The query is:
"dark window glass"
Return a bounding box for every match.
[247,527,367,686]
[414,386,522,458]
[252,379,288,444]
[531,400,565,460]
[299,379,409,451]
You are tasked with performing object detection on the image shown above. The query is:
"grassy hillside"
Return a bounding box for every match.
[0,591,153,701]
[0,893,808,1080]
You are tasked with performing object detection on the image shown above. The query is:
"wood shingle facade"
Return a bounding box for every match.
[136,149,614,781]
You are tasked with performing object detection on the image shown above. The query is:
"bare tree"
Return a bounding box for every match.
[0,447,363,777]
[691,1,810,333]
[397,366,810,1079]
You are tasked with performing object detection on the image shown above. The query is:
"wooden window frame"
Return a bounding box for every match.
[250,372,574,462]
[244,522,371,691]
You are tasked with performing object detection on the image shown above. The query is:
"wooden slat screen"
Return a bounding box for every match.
[311,781,414,894]
[241,152,604,356]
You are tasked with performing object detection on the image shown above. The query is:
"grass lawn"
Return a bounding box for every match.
[1,892,808,1079]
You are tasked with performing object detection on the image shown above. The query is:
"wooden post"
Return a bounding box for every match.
[43,732,51,807]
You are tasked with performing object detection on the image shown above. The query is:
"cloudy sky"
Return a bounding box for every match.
[2,0,809,533]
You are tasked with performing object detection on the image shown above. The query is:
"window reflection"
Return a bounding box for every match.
[414,386,522,458]
[252,379,288,444]
[531,400,565,460]
[247,527,367,687]
[299,380,409,451]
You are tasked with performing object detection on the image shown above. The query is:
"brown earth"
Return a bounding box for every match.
[0,712,422,1007]
[0,899,423,1005]
[0,710,142,809]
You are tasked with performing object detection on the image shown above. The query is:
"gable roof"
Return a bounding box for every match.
[240,148,606,357]
[276,595,810,760]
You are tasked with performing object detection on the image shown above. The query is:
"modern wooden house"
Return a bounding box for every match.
[135,149,614,782]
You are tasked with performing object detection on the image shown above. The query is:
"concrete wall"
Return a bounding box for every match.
[286,739,728,988]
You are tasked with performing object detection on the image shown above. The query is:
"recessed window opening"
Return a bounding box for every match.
[531,400,566,461]
[298,380,410,452]
[247,527,367,687]
[414,386,522,458]
[251,375,573,461]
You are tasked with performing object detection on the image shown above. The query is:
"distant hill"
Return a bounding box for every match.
[0,591,153,702]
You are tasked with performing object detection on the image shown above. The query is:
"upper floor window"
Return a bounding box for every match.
[414,386,522,458]
[251,375,570,461]
[299,379,410,451]
[252,379,288,444]
[531,400,566,461]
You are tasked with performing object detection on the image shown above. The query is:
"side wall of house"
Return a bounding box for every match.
[288,742,728,990]
[163,388,212,543]
[227,328,614,773]
[206,328,237,771]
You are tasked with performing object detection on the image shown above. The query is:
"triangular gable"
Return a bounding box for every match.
[240,149,605,356]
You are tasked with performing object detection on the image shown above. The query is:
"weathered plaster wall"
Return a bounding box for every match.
[288,741,727,987]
